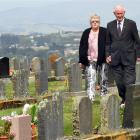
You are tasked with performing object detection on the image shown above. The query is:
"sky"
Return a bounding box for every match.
[0,0,71,11]
[0,0,140,33]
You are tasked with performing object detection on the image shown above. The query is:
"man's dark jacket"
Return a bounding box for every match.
[106,18,140,66]
[79,27,106,66]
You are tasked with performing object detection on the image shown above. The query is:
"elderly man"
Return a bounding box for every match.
[106,5,140,105]
[79,14,108,101]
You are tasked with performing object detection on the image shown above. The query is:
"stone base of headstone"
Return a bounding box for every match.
[10,115,31,140]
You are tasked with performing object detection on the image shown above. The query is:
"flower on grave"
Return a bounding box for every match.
[38,99,48,110]
[29,104,38,125]
[1,116,12,122]
[11,111,17,117]
[22,103,31,115]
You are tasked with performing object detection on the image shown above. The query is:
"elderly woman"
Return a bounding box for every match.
[79,14,108,101]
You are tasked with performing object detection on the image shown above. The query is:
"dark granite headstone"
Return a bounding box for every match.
[0,57,10,78]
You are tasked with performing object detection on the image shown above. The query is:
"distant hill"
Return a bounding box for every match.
[0,0,140,34]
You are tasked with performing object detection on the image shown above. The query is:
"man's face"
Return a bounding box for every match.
[114,10,125,22]
[90,18,100,30]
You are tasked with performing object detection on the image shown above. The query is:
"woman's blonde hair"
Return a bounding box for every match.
[90,14,100,23]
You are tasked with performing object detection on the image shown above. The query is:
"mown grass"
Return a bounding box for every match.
[0,107,22,118]
[0,97,100,136]
[2,80,101,136]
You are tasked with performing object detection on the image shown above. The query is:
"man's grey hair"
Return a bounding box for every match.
[113,5,126,13]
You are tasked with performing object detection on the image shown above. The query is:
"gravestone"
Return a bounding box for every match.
[100,93,120,133]
[68,63,82,92]
[133,83,140,128]
[35,71,48,95]
[47,57,52,77]
[11,70,21,97]
[10,115,31,140]
[108,65,115,87]
[123,83,140,128]
[55,57,65,77]
[11,58,29,97]
[12,69,29,98]
[0,79,5,98]
[72,96,92,136]
[35,58,48,95]
[38,94,63,140]
[136,62,140,83]
[20,56,30,76]
[11,57,20,70]
[31,57,41,73]
[0,57,10,78]
[19,69,29,97]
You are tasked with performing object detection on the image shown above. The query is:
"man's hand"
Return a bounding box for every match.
[137,57,140,61]
[79,63,85,69]
[106,56,111,64]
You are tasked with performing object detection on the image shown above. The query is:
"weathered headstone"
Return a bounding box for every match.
[38,94,63,140]
[72,96,92,136]
[11,57,29,98]
[0,79,5,98]
[20,56,30,76]
[19,69,29,97]
[11,69,29,98]
[68,63,82,92]
[11,57,20,70]
[34,58,48,95]
[136,62,140,83]
[55,57,65,77]
[123,83,140,128]
[47,57,52,77]
[100,93,120,133]
[35,71,48,95]
[31,57,41,73]
[133,83,140,128]
[108,65,115,87]
[11,70,21,97]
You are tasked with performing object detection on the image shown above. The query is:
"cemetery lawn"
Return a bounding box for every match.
[3,80,100,136]
[5,79,68,98]
[0,98,100,136]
